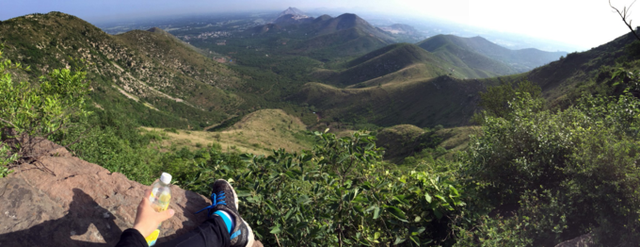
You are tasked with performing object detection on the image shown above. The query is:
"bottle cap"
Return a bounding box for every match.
[160,172,172,184]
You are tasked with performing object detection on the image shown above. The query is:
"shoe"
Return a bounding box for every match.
[196,179,256,247]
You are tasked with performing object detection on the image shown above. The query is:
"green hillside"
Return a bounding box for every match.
[429,35,566,72]
[417,35,517,77]
[292,75,492,128]
[3,10,640,247]
[243,13,395,61]
[313,43,452,86]
[0,12,244,129]
[524,31,640,105]
[295,27,391,60]
[308,13,395,42]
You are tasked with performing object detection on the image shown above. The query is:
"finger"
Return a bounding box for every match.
[143,189,152,198]
[139,190,152,207]
[159,209,175,221]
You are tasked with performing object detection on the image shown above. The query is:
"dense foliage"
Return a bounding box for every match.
[180,131,464,246]
[2,38,640,246]
[0,46,90,162]
[459,86,640,245]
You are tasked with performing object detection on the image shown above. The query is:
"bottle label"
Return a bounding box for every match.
[150,192,171,212]
[145,229,160,246]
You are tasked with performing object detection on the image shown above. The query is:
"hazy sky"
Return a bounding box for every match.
[1,0,638,50]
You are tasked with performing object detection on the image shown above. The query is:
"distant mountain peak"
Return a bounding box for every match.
[278,7,308,18]
[273,7,313,25]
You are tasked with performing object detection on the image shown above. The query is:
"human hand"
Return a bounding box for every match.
[133,189,175,237]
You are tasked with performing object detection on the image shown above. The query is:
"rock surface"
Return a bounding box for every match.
[554,233,594,247]
[0,140,262,246]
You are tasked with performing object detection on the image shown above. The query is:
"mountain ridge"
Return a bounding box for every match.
[313,43,453,86]
[277,7,308,18]
[247,12,395,59]
[524,30,640,104]
[418,34,566,73]
[0,11,243,128]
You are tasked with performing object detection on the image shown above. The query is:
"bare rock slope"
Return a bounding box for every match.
[0,140,261,246]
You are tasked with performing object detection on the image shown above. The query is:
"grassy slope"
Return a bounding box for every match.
[525,31,640,105]
[314,43,452,86]
[417,35,517,77]
[434,126,481,154]
[143,109,314,155]
[375,124,481,163]
[292,75,492,128]
[438,35,566,72]
[0,12,243,129]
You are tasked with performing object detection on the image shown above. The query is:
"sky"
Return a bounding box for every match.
[1,0,638,50]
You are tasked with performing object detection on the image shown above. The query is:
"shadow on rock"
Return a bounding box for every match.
[0,188,122,247]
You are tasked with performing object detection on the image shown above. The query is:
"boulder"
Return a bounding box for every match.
[555,233,594,247]
[0,140,262,246]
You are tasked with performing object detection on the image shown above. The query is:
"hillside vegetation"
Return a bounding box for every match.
[422,35,566,72]
[0,12,243,128]
[230,13,395,61]
[525,31,640,105]
[3,9,640,246]
[143,109,314,155]
[313,43,453,86]
[292,75,490,128]
[5,47,640,246]
[417,35,518,77]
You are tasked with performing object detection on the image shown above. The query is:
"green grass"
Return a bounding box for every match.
[142,109,316,155]
[292,75,489,128]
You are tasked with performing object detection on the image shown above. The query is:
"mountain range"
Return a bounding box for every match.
[257,10,565,74]
[2,9,630,129]
[272,7,314,25]
[418,35,567,73]
[253,12,395,59]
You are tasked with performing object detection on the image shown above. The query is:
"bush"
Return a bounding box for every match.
[178,131,466,246]
[164,128,179,134]
[0,45,89,165]
[0,143,18,178]
[462,91,640,246]
[472,80,542,124]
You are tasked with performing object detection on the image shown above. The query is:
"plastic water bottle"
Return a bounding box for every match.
[145,172,172,246]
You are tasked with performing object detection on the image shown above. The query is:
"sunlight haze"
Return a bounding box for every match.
[1,0,638,50]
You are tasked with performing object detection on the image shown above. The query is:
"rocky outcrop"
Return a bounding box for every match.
[0,141,261,246]
[555,233,594,247]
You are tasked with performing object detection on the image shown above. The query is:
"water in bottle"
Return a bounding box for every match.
[145,172,172,246]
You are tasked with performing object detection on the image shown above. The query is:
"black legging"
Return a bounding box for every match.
[156,216,230,247]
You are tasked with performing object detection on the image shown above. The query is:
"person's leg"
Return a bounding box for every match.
[156,179,254,247]
[155,217,229,247]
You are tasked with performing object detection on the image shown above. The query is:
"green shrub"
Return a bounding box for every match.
[0,45,89,161]
[0,143,18,178]
[472,80,542,124]
[164,128,179,134]
[180,131,466,246]
[462,91,640,246]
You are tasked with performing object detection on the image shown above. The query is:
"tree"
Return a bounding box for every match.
[472,80,543,124]
[0,45,90,168]
[610,0,640,41]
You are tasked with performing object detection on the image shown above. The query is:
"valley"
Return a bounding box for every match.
[2,4,640,246]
